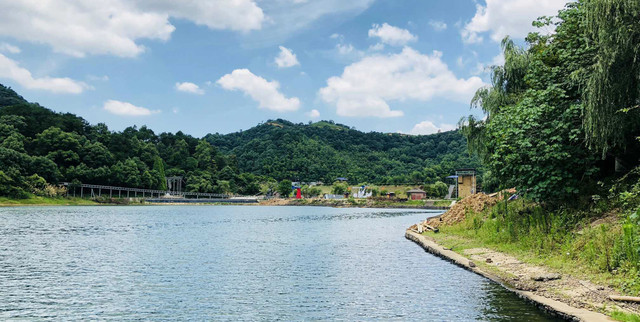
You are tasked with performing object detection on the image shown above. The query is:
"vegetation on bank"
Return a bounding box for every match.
[0,195,99,206]
[426,2,640,318]
[0,84,478,200]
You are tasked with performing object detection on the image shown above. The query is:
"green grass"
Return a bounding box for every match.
[428,200,640,297]
[612,310,640,322]
[0,196,100,206]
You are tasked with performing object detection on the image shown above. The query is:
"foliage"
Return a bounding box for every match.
[0,83,482,198]
[582,0,640,155]
[424,181,448,198]
[206,119,482,185]
[331,182,348,195]
[277,180,292,198]
[461,2,606,202]
[439,198,640,295]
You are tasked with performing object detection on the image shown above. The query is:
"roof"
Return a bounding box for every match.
[406,189,426,193]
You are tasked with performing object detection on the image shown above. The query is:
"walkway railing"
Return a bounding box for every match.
[61,182,230,199]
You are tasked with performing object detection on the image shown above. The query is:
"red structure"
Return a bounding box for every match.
[295,187,302,199]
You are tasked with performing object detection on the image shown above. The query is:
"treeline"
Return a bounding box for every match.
[0,85,257,197]
[0,84,480,198]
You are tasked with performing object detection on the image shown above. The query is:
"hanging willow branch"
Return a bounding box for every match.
[583,0,640,156]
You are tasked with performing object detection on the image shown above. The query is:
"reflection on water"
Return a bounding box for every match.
[0,206,561,321]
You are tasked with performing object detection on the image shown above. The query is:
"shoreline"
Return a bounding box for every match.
[0,197,451,210]
[405,230,612,321]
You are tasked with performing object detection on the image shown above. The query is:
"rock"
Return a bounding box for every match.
[469,261,476,268]
[486,258,493,263]
[530,273,561,282]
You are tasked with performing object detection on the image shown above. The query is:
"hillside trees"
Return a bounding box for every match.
[0,82,481,198]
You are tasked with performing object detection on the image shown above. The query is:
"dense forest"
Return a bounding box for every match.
[206,120,480,185]
[0,84,480,198]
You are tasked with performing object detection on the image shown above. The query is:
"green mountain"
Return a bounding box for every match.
[206,120,481,184]
[0,83,481,197]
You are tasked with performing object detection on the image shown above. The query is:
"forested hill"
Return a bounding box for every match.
[206,120,480,184]
[0,83,480,197]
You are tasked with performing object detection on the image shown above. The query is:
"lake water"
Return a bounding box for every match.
[0,206,561,321]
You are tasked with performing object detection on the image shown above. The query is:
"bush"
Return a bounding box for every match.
[331,183,348,195]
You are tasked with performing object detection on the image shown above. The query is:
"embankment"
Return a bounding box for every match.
[405,230,612,321]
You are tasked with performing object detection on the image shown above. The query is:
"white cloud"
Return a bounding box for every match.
[0,0,264,57]
[0,54,89,94]
[428,20,447,31]
[319,47,485,118]
[217,69,300,112]
[368,23,417,46]
[274,46,300,68]
[0,43,20,54]
[307,109,320,118]
[462,0,566,44]
[103,99,159,116]
[472,53,506,75]
[175,82,204,94]
[409,121,456,135]
[369,43,385,51]
[87,75,109,81]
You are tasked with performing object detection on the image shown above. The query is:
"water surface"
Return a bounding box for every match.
[0,206,560,320]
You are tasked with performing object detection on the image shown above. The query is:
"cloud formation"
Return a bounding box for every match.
[368,23,417,46]
[175,82,204,94]
[103,99,160,116]
[0,43,20,54]
[428,20,447,31]
[0,54,89,94]
[274,46,300,68]
[409,120,456,135]
[319,48,485,118]
[462,0,567,44]
[217,69,300,112]
[307,109,320,118]
[0,0,264,57]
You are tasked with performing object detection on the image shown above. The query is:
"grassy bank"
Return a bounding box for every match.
[423,199,640,320]
[430,201,640,295]
[0,196,100,206]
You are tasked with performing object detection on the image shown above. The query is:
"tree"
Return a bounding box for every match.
[582,0,640,155]
[331,182,347,195]
[152,157,167,190]
[460,6,601,202]
[277,180,292,198]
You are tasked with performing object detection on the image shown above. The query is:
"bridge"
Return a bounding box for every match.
[62,182,231,200]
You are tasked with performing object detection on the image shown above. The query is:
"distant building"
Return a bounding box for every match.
[336,177,348,183]
[454,168,477,199]
[406,189,427,200]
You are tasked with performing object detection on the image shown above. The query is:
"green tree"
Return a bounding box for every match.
[277,179,292,198]
[152,156,167,190]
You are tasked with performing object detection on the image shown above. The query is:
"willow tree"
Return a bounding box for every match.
[460,3,598,202]
[583,0,640,156]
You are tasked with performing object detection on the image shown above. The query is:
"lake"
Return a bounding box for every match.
[0,206,560,320]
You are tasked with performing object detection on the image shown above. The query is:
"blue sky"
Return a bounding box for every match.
[0,0,567,137]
